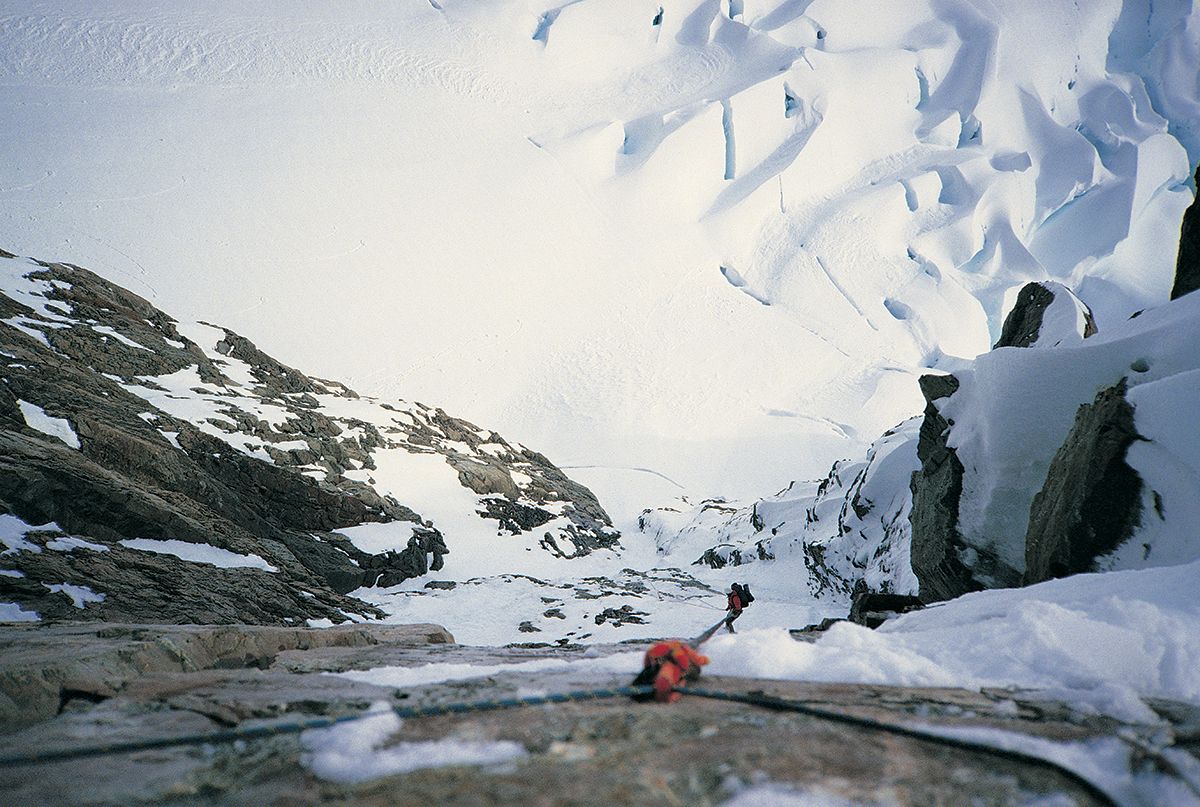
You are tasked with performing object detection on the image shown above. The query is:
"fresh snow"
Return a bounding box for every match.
[16,400,80,449]
[91,325,152,351]
[941,289,1200,584]
[719,785,884,807]
[301,702,526,784]
[117,538,279,572]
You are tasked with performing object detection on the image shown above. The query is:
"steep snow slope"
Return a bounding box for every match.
[2,0,1195,515]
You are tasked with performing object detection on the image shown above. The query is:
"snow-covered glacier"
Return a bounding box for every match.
[2,0,1195,515]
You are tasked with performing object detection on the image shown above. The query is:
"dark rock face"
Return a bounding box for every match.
[0,252,615,624]
[908,373,979,604]
[694,540,774,569]
[994,282,1097,349]
[1173,165,1200,299]
[848,581,924,628]
[1024,380,1144,584]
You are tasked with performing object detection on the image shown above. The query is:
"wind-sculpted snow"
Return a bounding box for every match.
[3,0,1195,509]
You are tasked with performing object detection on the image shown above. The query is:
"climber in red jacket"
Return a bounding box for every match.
[724,583,745,633]
[631,640,709,703]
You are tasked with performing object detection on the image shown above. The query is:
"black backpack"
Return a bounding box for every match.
[738,583,754,605]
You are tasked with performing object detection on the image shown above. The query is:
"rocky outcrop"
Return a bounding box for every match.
[0,621,453,729]
[1172,165,1200,299]
[994,281,1097,349]
[908,374,977,603]
[848,581,923,628]
[1024,380,1143,584]
[639,419,920,600]
[0,251,615,624]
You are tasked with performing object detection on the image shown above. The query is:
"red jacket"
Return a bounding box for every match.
[642,641,709,703]
[727,591,743,612]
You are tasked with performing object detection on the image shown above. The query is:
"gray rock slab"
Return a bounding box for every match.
[2,622,1192,806]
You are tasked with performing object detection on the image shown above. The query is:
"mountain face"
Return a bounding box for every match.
[645,272,1200,604]
[0,250,616,625]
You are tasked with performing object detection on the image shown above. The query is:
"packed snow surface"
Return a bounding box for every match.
[42,582,104,609]
[2,0,1195,508]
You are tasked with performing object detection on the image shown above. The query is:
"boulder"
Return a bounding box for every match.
[994,281,1097,349]
[1024,380,1144,583]
[908,374,978,603]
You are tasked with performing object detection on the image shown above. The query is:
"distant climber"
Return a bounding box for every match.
[631,640,709,703]
[724,582,753,633]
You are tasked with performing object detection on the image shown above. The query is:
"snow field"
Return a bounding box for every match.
[4,0,1194,506]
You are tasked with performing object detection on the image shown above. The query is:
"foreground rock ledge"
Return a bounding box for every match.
[0,622,454,729]
[2,622,1188,807]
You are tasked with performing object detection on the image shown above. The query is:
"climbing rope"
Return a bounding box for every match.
[0,679,1122,805]
[0,685,655,768]
[683,687,1119,807]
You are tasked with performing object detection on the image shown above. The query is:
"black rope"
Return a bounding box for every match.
[0,685,655,768]
[683,687,1120,807]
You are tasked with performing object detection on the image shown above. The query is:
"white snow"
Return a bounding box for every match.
[118,538,278,572]
[16,400,80,449]
[941,289,1200,585]
[704,560,1200,724]
[333,521,419,556]
[0,513,48,555]
[919,726,1200,807]
[44,536,109,553]
[0,602,40,622]
[301,702,526,784]
[43,582,106,609]
[91,325,152,351]
[3,0,1193,505]
[719,784,877,807]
